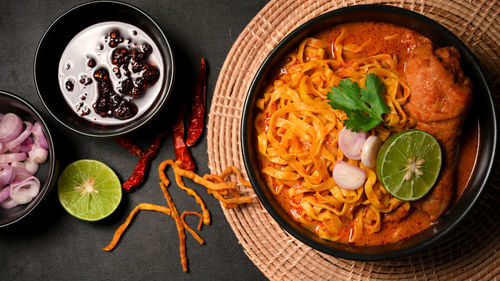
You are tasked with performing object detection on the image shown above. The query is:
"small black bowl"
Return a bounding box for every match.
[0,91,57,227]
[241,4,497,260]
[34,0,175,137]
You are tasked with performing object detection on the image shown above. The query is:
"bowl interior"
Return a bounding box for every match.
[34,1,174,137]
[0,91,56,227]
[241,5,496,260]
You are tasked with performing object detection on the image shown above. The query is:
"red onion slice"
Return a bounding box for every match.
[5,121,33,151]
[32,122,49,150]
[10,176,40,204]
[0,152,27,163]
[0,186,10,203]
[0,166,14,188]
[0,197,18,209]
[338,127,367,160]
[332,160,367,190]
[0,113,23,143]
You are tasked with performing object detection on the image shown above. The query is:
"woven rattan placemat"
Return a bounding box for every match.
[206,1,500,280]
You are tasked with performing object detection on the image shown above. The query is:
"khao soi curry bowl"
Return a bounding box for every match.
[241,5,496,260]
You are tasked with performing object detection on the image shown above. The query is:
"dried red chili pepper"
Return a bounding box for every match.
[122,132,168,192]
[113,136,143,157]
[186,58,207,147]
[173,107,196,171]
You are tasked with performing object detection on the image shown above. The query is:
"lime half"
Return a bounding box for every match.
[57,159,122,221]
[376,130,442,201]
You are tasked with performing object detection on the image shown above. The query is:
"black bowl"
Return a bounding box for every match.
[241,4,497,260]
[34,0,175,137]
[0,91,57,227]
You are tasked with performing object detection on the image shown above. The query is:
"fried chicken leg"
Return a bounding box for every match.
[404,43,472,220]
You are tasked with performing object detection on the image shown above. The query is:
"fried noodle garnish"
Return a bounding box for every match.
[159,182,188,272]
[159,159,253,209]
[102,203,171,251]
[104,160,252,273]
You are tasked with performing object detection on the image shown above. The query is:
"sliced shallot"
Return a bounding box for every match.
[0,197,18,209]
[10,176,40,204]
[361,136,383,168]
[28,146,48,163]
[338,127,367,160]
[0,166,14,188]
[32,122,49,150]
[0,186,10,203]
[11,161,25,168]
[23,158,39,174]
[0,152,27,163]
[0,113,23,143]
[10,136,34,153]
[12,166,32,182]
[5,121,33,151]
[332,160,366,190]
[0,112,49,209]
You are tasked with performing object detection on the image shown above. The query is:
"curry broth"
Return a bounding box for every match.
[456,119,479,198]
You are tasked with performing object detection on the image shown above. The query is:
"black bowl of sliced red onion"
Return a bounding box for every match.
[0,90,56,227]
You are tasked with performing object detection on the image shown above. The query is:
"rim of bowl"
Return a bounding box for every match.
[33,0,175,138]
[0,90,57,228]
[241,4,497,260]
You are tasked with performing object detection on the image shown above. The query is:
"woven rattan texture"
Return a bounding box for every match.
[206,0,500,280]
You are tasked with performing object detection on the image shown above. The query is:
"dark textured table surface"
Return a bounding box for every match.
[0,0,269,280]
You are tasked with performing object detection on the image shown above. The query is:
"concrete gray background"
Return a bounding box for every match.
[0,0,269,280]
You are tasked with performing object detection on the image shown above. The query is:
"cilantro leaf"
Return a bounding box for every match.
[326,73,390,132]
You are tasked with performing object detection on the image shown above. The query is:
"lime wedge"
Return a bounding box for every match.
[376,130,442,201]
[57,159,122,221]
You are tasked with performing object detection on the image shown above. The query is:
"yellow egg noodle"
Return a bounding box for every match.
[255,28,414,242]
